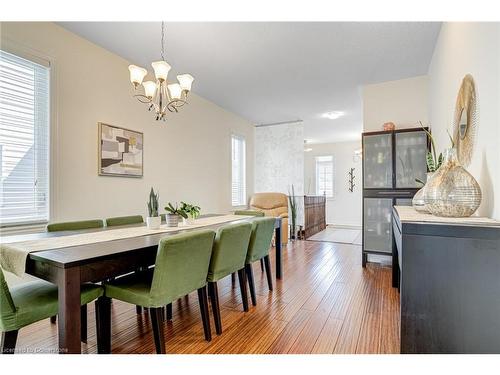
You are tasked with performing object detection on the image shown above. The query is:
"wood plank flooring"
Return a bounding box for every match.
[16,240,400,354]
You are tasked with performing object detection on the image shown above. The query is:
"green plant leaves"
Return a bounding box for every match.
[426,151,435,172]
[147,187,159,217]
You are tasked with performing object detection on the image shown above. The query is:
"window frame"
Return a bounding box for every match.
[315,155,334,199]
[0,45,53,228]
[231,133,247,207]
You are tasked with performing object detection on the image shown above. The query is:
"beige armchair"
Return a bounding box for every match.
[249,192,289,244]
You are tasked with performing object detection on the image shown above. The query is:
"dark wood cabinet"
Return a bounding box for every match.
[362,127,430,266]
[303,195,326,239]
[393,206,500,353]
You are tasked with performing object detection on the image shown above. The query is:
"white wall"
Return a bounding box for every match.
[363,75,429,132]
[0,22,255,228]
[254,123,304,196]
[428,22,500,219]
[304,141,362,228]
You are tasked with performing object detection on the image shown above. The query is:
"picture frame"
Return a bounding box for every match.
[98,122,143,177]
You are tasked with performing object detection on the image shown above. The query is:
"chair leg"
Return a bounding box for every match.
[231,272,236,284]
[50,315,57,324]
[207,282,222,335]
[245,263,257,306]
[136,305,143,314]
[260,258,264,272]
[198,286,212,341]
[150,307,166,354]
[81,304,88,343]
[1,330,18,354]
[237,268,249,312]
[95,296,111,354]
[263,255,273,291]
[166,303,173,321]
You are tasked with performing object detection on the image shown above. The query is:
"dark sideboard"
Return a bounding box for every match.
[392,206,500,353]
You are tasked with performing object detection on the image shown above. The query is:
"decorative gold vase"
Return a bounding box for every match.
[412,172,434,213]
[423,148,481,217]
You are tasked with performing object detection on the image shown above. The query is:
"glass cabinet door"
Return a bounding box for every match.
[363,198,392,254]
[363,134,393,189]
[395,131,427,188]
[395,198,413,206]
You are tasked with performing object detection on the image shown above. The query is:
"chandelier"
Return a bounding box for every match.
[128,22,194,121]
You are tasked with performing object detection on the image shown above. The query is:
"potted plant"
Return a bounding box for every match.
[164,202,188,227]
[146,187,161,229]
[412,122,451,212]
[288,185,297,240]
[180,201,201,225]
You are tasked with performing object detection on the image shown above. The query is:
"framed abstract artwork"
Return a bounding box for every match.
[98,123,143,177]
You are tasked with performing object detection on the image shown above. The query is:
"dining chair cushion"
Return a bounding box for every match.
[246,217,276,264]
[234,210,265,217]
[105,215,144,227]
[104,229,215,308]
[46,219,104,232]
[207,222,252,282]
[0,268,103,332]
[103,269,154,307]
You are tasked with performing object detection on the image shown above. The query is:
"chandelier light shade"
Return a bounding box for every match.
[168,83,182,100]
[151,60,171,81]
[128,22,194,121]
[142,81,157,99]
[128,65,147,87]
[177,74,194,92]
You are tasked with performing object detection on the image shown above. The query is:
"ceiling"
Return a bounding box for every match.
[59,22,441,144]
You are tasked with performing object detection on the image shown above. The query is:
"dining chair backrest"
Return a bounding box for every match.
[46,219,104,232]
[150,229,215,305]
[207,222,252,282]
[0,268,17,329]
[105,215,144,227]
[246,217,276,263]
[234,210,265,217]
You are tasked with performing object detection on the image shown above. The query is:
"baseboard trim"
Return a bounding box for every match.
[326,224,362,230]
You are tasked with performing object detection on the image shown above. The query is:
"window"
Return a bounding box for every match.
[315,155,334,198]
[0,50,50,226]
[231,134,246,206]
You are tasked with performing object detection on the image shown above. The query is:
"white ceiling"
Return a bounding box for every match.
[59,22,441,144]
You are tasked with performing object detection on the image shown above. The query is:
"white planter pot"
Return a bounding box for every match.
[146,216,161,230]
[166,214,179,227]
[183,217,196,225]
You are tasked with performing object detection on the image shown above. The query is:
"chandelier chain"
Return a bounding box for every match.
[161,21,165,61]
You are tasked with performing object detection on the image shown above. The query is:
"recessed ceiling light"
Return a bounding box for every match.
[321,111,344,120]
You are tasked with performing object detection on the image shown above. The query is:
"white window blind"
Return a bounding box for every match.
[231,134,246,206]
[0,50,50,226]
[316,155,334,198]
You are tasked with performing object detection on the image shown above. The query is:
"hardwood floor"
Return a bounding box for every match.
[16,240,400,354]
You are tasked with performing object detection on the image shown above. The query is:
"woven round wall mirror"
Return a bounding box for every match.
[453,74,477,167]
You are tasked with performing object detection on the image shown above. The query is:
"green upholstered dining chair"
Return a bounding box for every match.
[47,219,104,232]
[45,219,104,342]
[105,215,144,227]
[234,210,266,272]
[105,215,146,313]
[245,217,276,306]
[207,222,252,335]
[0,267,103,354]
[96,229,216,354]
[234,210,265,217]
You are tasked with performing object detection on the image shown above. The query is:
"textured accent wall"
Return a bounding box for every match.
[254,123,304,224]
[254,123,304,195]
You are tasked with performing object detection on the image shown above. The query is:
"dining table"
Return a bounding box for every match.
[0,214,282,354]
